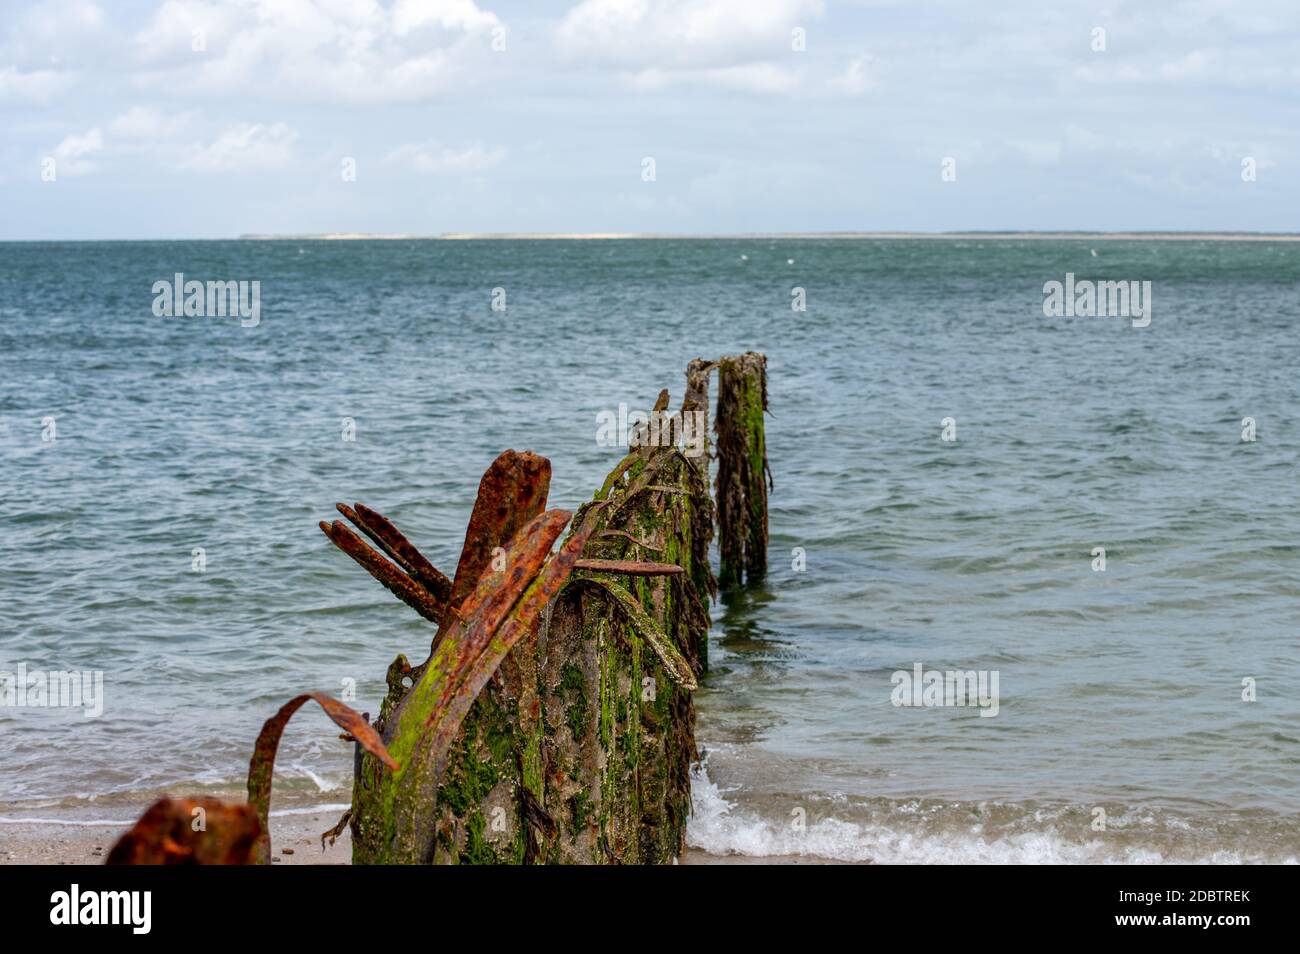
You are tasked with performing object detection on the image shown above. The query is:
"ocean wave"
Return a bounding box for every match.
[685,764,1300,865]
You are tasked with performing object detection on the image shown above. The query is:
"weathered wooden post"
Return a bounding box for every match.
[339,383,717,862]
[326,433,712,864]
[538,428,714,862]
[336,451,592,863]
[714,352,770,587]
[684,357,715,472]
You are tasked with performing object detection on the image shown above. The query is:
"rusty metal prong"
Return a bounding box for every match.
[575,559,684,576]
[320,520,448,625]
[337,503,418,576]
[449,450,551,610]
[426,508,592,782]
[351,503,454,603]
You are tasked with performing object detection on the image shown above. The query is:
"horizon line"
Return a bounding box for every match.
[4,230,1300,243]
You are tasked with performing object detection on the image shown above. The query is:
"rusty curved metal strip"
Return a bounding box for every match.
[448,450,551,610]
[575,558,684,576]
[336,503,419,576]
[427,508,598,778]
[247,692,398,864]
[431,507,572,722]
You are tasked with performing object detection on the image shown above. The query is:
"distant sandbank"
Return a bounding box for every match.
[238,231,1300,242]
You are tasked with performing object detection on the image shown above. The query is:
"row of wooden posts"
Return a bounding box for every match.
[107,353,770,864]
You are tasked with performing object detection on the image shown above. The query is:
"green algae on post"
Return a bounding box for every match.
[714,352,771,588]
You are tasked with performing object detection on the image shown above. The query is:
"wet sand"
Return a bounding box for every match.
[0,811,353,866]
[0,814,838,865]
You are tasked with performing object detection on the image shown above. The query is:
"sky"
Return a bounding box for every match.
[1,0,1297,239]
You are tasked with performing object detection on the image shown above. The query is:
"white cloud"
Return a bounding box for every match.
[0,0,115,101]
[1072,50,1220,86]
[130,0,504,104]
[829,54,878,96]
[555,2,880,97]
[180,121,298,172]
[108,105,193,139]
[35,111,295,176]
[6,0,110,63]
[556,0,824,90]
[385,141,506,174]
[628,61,799,94]
[391,0,500,34]
[1204,142,1275,170]
[132,0,243,64]
[49,128,104,175]
[0,66,77,103]
[16,0,107,39]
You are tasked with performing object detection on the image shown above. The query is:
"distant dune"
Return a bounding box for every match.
[240,231,1300,242]
[239,232,425,240]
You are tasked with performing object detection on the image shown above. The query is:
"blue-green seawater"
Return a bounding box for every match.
[2,238,1298,862]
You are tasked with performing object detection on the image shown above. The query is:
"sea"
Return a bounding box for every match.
[2,237,1298,863]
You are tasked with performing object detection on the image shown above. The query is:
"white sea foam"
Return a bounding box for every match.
[685,765,1298,865]
[289,761,343,793]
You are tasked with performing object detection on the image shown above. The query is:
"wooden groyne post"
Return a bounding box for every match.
[714,352,771,588]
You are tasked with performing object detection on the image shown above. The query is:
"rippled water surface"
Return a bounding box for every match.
[2,238,1298,862]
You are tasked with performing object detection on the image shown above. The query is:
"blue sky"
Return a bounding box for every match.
[2,0,1297,239]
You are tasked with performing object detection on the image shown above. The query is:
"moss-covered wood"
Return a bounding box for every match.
[343,460,593,864]
[417,442,713,863]
[715,352,770,588]
[539,441,713,862]
[340,431,713,864]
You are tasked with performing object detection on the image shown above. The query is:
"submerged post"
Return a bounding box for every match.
[714,351,770,588]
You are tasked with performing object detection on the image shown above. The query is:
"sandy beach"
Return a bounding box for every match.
[0,813,834,865]
[0,811,352,866]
